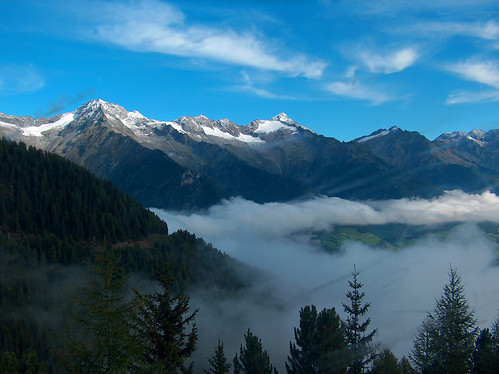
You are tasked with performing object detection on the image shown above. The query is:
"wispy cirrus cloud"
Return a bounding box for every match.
[355,47,419,74]
[446,58,499,104]
[235,71,296,100]
[446,90,499,104]
[409,20,499,41]
[352,0,499,17]
[326,46,416,104]
[447,59,499,87]
[92,0,327,79]
[0,65,45,93]
[325,79,393,105]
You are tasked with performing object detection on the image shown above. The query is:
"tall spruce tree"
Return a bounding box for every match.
[205,338,231,374]
[370,349,402,374]
[342,266,377,374]
[472,328,496,374]
[411,267,477,374]
[399,357,416,374]
[491,314,499,372]
[132,265,198,373]
[65,250,137,373]
[233,329,277,374]
[410,316,439,373]
[287,305,320,374]
[286,305,347,374]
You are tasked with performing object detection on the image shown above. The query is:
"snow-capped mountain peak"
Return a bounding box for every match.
[434,131,467,143]
[272,112,294,124]
[435,128,488,146]
[468,129,485,140]
[249,113,315,135]
[356,126,400,143]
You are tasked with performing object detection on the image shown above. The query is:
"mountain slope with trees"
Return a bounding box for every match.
[0,138,249,372]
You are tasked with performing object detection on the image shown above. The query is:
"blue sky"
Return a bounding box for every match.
[1,0,499,141]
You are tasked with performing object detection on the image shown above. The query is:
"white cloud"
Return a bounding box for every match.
[447,59,499,88]
[354,0,499,18]
[236,71,295,100]
[155,191,499,239]
[93,0,326,78]
[0,65,45,93]
[446,59,499,104]
[412,20,499,40]
[357,47,419,74]
[325,80,393,105]
[446,90,499,104]
[154,191,499,367]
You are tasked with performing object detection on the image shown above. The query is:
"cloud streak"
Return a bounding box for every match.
[446,58,499,104]
[447,59,499,88]
[233,71,296,100]
[446,90,499,104]
[356,47,419,74]
[325,80,393,105]
[92,0,326,78]
[409,20,499,41]
[156,190,499,237]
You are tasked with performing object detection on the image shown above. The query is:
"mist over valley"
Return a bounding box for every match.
[154,192,499,368]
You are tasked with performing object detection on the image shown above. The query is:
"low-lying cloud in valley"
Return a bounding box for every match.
[152,190,499,370]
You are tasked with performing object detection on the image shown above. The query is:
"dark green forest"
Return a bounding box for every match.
[0,139,247,372]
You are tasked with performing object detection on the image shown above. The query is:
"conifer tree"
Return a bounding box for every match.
[472,328,496,374]
[205,338,231,374]
[132,264,198,373]
[65,250,137,373]
[287,305,320,374]
[342,266,377,374]
[370,349,401,374]
[410,316,439,373]
[490,314,499,372]
[233,329,277,374]
[432,267,477,373]
[399,357,416,374]
[411,267,477,374]
[286,305,347,374]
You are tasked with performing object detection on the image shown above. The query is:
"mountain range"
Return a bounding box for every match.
[1,99,498,209]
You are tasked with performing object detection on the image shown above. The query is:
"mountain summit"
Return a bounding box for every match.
[1,99,497,209]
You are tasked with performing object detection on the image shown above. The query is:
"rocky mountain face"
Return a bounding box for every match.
[1,99,498,209]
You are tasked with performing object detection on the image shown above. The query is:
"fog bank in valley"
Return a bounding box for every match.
[152,190,499,370]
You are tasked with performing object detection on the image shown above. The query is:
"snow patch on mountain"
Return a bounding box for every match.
[271,113,316,134]
[357,126,400,143]
[357,130,390,143]
[158,121,187,134]
[0,120,18,129]
[21,113,75,137]
[254,120,298,134]
[469,129,485,140]
[435,131,468,143]
[436,129,488,146]
[202,126,264,143]
[121,110,147,129]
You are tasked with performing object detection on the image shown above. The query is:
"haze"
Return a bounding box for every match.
[153,190,499,370]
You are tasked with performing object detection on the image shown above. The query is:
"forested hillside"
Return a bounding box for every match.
[0,138,247,372]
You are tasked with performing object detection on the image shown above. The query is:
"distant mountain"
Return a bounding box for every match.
[1,100,498,209]
[355,126,499,193]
